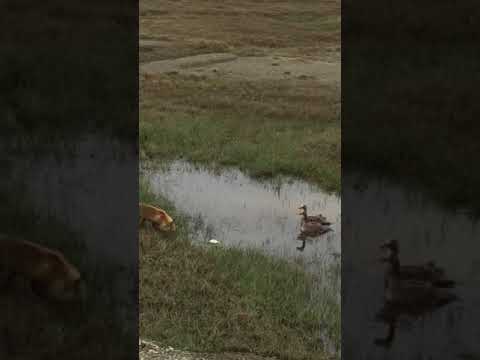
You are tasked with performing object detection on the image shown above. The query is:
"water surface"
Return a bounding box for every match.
[143,160,341,266]
[343,172,480,359]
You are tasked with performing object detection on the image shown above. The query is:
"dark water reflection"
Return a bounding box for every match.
[143,161,341,267]
[343,173,480,359]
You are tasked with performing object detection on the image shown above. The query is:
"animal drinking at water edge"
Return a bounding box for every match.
[139,203,176,232]
[0,235,86,302]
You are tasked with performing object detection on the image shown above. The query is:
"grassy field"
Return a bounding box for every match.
[139,182,340,360]
[140,0,341,193]
[140,1,341,358]
[140,0,340,62]
[140,76,340,192]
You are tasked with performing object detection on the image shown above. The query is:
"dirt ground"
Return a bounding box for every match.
[140,52,340,86]
[140,0,340,85]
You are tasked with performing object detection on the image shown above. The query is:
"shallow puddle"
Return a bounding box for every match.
[143,160,341,267]
[343,172,480,359]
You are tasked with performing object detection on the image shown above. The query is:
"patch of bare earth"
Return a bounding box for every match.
[140,53,340,85]
[140,339,278,360]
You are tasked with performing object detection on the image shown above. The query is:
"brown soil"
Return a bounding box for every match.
[140,53,340,85]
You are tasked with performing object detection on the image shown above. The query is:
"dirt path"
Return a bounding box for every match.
[139,339,278,360]
[140,52,340,85]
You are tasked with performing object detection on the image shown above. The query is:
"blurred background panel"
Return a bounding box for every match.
[343,0,480,358]
[0,0,138,359]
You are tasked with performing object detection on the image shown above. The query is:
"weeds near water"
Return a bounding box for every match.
[140,75,340,194]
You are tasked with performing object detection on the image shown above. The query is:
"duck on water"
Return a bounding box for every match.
[297,204,332,225]
[380,250,458,307]
[374,239,459,347]
[380,239,456,288]
[295,204,333,250]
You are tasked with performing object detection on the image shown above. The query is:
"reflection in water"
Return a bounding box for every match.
[143,161,341,265]
[343,173,479,359]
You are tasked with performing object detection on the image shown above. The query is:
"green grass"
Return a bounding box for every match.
[139,181,340,360]
[140,76,340,193]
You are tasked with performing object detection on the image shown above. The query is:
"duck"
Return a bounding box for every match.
[380,250,458,307]
[297,221,332,240]
[374,243,458,348]
[297,205,331,226]
[380,240,456,288]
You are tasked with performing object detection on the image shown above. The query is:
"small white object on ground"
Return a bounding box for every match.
[208,239,220,245]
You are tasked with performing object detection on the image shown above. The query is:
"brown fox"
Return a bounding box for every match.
[0,236,86,302]
[139,203,176,232]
